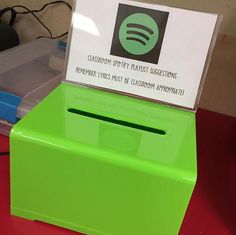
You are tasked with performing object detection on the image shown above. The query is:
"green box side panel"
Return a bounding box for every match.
[10,83,197,235]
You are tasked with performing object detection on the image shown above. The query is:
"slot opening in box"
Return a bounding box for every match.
[68,108,166,135]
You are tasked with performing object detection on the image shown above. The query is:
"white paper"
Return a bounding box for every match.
[66,0,218,109]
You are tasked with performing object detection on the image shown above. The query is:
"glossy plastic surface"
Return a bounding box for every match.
[0,38,65,121]
[0,90,21,123]
[65,0,220,110]
[11,83,197,235]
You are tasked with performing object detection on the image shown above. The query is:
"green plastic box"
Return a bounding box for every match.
[10,82,196,235]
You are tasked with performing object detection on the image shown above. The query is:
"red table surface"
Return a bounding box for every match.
[0,108,236,235]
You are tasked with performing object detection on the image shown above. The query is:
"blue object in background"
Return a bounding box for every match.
[58,41,67,51]
[0,91,22,123]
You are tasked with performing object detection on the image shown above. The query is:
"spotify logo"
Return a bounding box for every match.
[111,4,169,64]
[119,13,159,55]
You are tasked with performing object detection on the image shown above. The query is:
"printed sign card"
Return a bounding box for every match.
[66,0,218,109]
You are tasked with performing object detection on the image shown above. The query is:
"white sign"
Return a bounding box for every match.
[66,0,218,109]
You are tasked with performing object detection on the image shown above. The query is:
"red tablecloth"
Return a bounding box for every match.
[1,108,236,235]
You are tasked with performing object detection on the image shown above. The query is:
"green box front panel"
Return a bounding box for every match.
[10,83,197,235]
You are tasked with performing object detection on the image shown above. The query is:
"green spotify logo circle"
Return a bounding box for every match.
[119,13,159,55]
[110,4,169,64]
